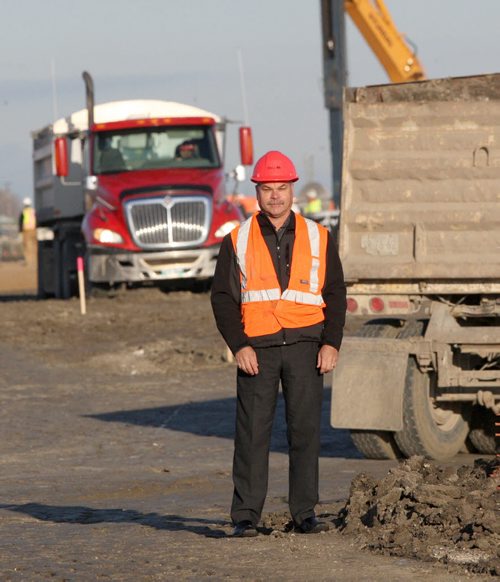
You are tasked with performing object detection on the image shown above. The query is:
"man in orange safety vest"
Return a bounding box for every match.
[211,150,346,537]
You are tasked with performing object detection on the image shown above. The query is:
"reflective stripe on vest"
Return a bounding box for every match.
[235,215,252,289]
[242,288,281,303]
[281,288,324,306]
[305,217,320,293]
[231,213,328,336]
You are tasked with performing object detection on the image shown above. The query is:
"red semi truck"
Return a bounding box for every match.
[33,72,253,297]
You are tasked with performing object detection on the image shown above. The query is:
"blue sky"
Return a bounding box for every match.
[2,0,500,200]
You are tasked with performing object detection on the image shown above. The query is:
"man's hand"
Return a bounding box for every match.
[235,346,259,375]
[317,344,339,374]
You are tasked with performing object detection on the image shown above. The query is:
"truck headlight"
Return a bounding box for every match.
[214,220,240,238]
[93,228,124,244]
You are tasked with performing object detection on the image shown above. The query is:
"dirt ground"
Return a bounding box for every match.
[0,261,497,581]
[0,259,37,295]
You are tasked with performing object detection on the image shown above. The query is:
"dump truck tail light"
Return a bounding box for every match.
[369,297,385,313]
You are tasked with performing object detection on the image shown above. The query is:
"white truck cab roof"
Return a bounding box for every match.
[49,100,221,135]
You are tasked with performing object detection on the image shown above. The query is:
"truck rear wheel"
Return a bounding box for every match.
[468,407,497,454]
[37,226,82,299]
[89,282,125,298]
[37,240,51,298]
[59,237,77,299]
[394,358,469,461]
[350,430,401,459]
[348,320,402,460]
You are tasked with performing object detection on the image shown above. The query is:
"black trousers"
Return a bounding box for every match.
[231,341,324,526]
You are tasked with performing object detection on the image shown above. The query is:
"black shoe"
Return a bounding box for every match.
[232,520,258,537]
[295,516,329,534]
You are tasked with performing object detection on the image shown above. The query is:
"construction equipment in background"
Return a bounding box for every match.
[321,0,426,209]
[323,4,498,461]
[33,71,253,298]
[345,0,426,83]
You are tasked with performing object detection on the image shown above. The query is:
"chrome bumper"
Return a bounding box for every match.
[88,247,219,284]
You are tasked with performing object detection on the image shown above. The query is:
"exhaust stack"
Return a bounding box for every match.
[82,71,95,129]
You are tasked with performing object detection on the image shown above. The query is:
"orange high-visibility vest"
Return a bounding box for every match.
[231,213,328,337]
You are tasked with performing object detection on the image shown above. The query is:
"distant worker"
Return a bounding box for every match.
[211,150,347,537]
[18,197,37,265]
[303,188,322,215]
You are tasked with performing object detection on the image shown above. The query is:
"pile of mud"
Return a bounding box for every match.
[338,456,499,576]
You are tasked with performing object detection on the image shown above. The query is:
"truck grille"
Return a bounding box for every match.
[125,196,210,249]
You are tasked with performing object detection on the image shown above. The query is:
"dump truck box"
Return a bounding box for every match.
[331,74,500,461]
[339,74,500,287]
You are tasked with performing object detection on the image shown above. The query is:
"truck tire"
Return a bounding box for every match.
[59,238,76,299]
[37,241,51,298]
[468,407,497,454]
[348,320,402,460]
[355,319,402,339]
[397,319,425,339]
[394,358,469,460]
[350,430,401,459]
[89,282,124,298]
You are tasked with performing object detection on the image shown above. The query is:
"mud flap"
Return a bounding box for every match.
[331,337,412,431]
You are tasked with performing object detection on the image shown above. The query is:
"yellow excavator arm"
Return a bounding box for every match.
[345,0,426,82]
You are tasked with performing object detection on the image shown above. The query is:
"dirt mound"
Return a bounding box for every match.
[259,457,499,576]
[338,456,499,576]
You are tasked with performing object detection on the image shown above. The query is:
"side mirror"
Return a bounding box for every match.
[234,165,246,182]
[54,137,69,177]
[239,126,253,166]
[85,176,98,191]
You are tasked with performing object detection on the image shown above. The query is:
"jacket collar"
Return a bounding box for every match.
[256,211,296,234]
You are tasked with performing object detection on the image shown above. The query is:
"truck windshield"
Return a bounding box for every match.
[93,125,220,174]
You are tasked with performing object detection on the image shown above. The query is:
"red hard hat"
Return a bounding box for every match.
[251,150,299,183]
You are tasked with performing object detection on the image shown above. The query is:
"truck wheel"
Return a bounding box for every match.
[191,279,211,293]
[89,282,124,298]
[468,407,497,454]
[398,319,425,339]
[37,241,49,298]
[394,358,469,460]
[348,321,402,460]
[350,430,401,459]
[356,319,402,339]
[59,239,73,298]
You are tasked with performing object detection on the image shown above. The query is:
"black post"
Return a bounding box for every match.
[320,0,347,210]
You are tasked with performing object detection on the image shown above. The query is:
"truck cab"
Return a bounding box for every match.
[33,97,253,297]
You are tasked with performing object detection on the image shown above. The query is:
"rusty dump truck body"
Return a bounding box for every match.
[331,74,500,460]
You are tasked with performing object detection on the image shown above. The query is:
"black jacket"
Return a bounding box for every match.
[211,212,347,354]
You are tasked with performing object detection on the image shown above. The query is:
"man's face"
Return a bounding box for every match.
[256,182,294,221]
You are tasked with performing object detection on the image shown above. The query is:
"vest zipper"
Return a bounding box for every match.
[276,237,287,344]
